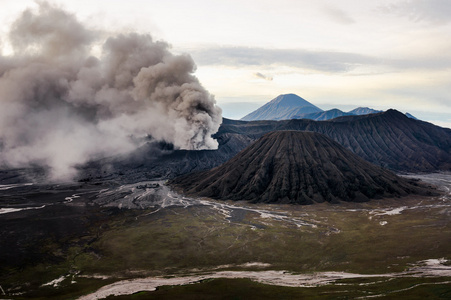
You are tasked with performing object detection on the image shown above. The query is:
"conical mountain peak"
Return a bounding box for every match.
[171,131,428,204]
[241,94,322,121]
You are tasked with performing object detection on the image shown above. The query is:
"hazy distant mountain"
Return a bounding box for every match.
[241,94,385,122]
[294,108,353,121]
[277,105,325,120]
[240,94,322,121]
[171,131,431,204]
[295,107,382,121]
[349,107,382,115]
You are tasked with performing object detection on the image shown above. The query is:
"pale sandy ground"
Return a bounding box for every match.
[77,258,451,300]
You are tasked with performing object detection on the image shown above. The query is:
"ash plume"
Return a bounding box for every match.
[0,2,222,181]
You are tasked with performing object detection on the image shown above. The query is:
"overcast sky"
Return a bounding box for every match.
[1,0,450,127]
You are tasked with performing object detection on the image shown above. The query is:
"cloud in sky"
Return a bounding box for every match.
[322,6,355,25]
[191,46,451,74]
[0,0,449,127]
[254,72,273,81]
[191,47,378,73]
[380,0,451,25]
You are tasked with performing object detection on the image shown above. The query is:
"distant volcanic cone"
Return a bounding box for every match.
[170,131,431,204]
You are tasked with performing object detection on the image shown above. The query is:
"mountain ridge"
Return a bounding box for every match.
[220,109,451,172]
[349,107,382,115]
[294,108,354,121]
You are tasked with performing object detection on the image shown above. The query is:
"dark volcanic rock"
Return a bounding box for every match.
[219,110,451,172]
[171,131,430,204]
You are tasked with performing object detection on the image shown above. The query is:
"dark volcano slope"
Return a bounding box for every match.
[219,110,451,172]
[171,131,430,204]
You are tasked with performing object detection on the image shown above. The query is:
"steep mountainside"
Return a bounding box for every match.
[240,94,322,121]
[219,110,451,172]
[171,131,431,204]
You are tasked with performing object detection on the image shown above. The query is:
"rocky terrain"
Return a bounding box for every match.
[218,110,451,172]
[171,131,432,204]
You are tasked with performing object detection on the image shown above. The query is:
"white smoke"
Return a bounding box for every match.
[0,2,222,181]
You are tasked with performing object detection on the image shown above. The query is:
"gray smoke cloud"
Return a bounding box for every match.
[0,2,222,181]
[254,72,273,81]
